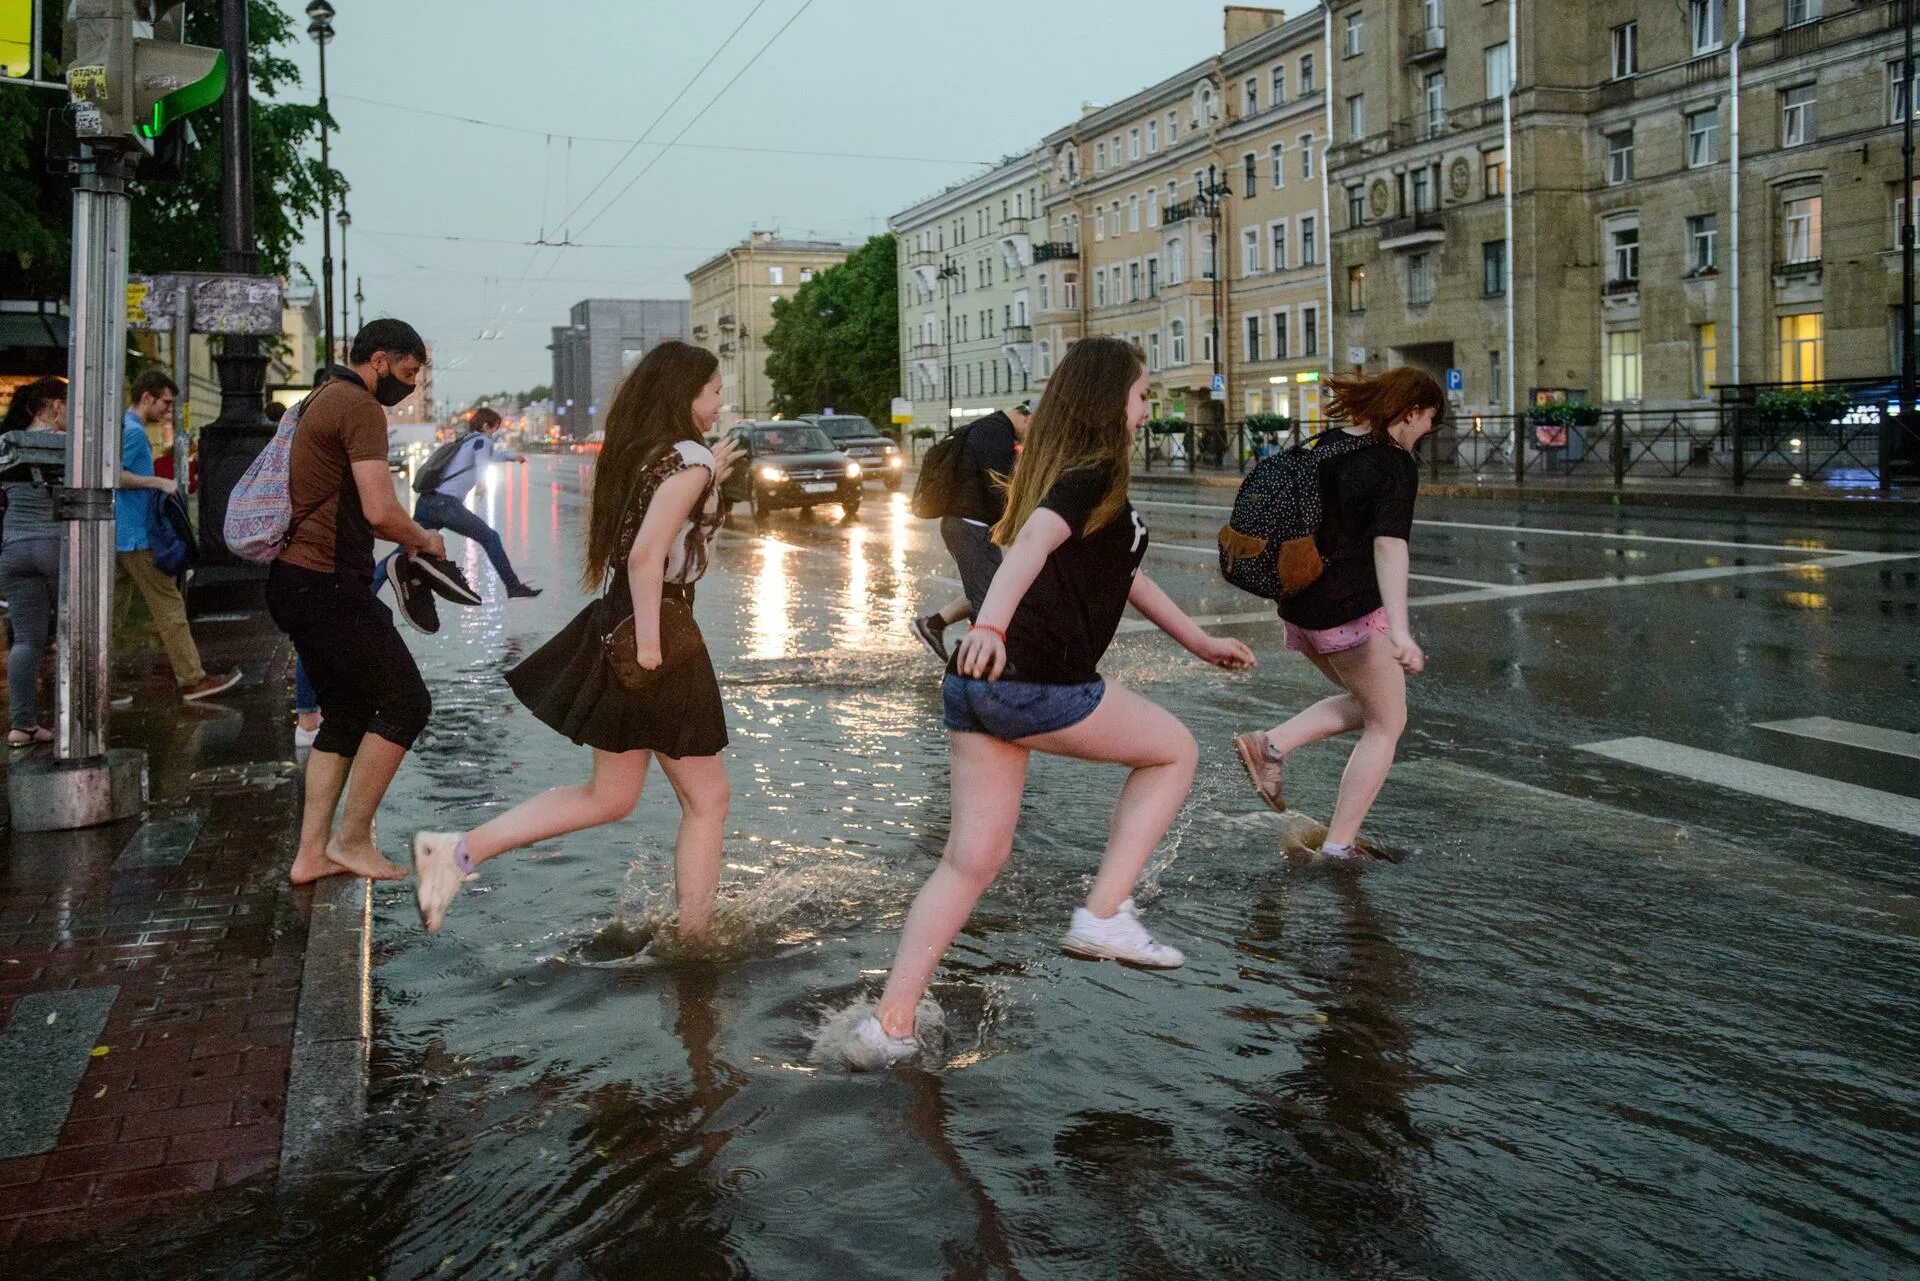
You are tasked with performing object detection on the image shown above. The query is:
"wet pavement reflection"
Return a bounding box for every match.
[46,457,1920,1280]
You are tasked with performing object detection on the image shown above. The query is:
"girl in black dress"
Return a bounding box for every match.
[412,342,742,935]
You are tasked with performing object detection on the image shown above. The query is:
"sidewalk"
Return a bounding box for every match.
[0,605,364,1257]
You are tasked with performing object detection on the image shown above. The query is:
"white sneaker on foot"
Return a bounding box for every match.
[1062,898,1185,968]
[848,1014,920,1070]
[412,831,466,933]
[293,723,320,750]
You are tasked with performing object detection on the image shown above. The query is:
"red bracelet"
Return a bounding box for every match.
[971,624,1007,642]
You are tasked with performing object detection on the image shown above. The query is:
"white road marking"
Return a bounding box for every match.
[1756,717,1920,761]
[1577,736,1920,837]
[1149,539,1511,591]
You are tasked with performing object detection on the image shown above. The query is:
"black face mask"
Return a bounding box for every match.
[373,371,415,407]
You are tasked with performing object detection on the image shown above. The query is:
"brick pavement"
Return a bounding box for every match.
[0,606,325,1256]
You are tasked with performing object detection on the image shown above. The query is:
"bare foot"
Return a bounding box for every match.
[324,835,409,881]
[289,846,351,885]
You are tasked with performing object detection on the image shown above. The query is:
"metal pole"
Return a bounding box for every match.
[943,256,954,429]
[316,35,334,367]
[171,298,190,487]
[1503,0,1518,417]
[1897,0,1915,490]
[355,275,363,333]
[338,209,351,350]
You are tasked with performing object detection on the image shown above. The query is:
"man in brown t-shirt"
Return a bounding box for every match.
[263,319,446,887]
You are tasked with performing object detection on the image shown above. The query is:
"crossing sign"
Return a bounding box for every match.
[1446,368,1464,392]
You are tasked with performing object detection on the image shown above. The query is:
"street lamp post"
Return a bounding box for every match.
[1899,0,1916,489]
[337,205,351,350]
[307,1,336,368]
[1200,164,1231,438]
[937,256,958,429]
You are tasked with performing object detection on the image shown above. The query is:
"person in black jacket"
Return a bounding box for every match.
[910,399,1031,658]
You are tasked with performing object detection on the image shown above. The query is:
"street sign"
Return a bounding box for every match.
[1347,346,1366,365]
[1210,373,1225,401]
[1446,367,1464,392]
[890,395,912,424]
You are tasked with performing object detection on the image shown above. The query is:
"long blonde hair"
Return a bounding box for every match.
[991,336,1142,546]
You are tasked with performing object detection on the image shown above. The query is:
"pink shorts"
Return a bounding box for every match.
[1283,607,1389,657]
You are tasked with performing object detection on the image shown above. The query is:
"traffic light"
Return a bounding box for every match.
[64,0,225,150]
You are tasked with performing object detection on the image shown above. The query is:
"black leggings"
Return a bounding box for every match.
[267,561,430,756]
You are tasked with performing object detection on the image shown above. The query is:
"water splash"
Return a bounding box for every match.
[807,996,945,1071]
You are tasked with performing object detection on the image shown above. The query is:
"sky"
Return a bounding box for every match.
[278,0,1286,407]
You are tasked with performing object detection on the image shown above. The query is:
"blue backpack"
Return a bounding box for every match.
[1217,429,1383,601]
[148,489,198,578]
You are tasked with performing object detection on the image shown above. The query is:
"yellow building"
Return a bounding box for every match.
[687,232,855,420]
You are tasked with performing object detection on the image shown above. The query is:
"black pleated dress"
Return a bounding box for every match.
[507,441,728,759]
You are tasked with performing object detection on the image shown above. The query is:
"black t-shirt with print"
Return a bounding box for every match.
[1279,439,1418,630]
[954,464,1148,685]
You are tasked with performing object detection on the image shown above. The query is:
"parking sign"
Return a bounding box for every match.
[1210,373,1225,400]
[1446,368,1464,392]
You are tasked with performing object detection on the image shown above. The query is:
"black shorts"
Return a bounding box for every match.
[266,561,430,756]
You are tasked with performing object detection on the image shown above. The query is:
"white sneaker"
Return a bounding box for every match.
[848,1014,920,1070]
[1062,898,1185,968]
[293,723,320,750]
[411,831,467,933]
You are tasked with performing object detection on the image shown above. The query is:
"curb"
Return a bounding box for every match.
[278,874,371,1180]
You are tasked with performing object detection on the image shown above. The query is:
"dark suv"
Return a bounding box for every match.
[798,414,904,491]
[719,421,864,518]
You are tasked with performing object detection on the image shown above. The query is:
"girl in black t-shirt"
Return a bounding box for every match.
[848,337,1255,1068]
[1230,368,1443,861]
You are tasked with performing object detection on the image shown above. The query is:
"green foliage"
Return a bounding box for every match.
[1530,399,1602,427]
[1753,388,1851,421]
[764,234,899,425]
[1242,412,1292,433]
[1144,417,1187,435]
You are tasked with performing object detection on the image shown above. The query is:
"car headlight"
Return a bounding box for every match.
[886,454,904,468]
[845,462,863,478]
[760,465,787,483]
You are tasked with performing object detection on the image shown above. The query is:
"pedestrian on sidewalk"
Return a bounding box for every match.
[910,398,1031,659]
[115,370,241,702]
[0,377,69,746]
[371,406,541,599]
[848,337,1256,1068]
[1230,368,1440,861]
[411,341,744,936]
[267,320,446,885]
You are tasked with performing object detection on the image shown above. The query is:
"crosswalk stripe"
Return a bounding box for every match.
[1577,736,1920,837]
[1756,717,1920,761]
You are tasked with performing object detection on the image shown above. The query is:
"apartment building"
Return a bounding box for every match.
[890,154,1047,425]
[1327,0,1914,413]
[548,298,691,439]
[686,232,854,420]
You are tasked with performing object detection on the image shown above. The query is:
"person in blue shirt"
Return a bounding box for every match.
[374,407,539,598]
[114,370,241,702]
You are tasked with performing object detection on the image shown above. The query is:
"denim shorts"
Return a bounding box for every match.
[941,673,1105,741]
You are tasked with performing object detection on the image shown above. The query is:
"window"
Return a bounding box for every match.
[1423,0,1443,30]
[1039,274,1051,311]
[1147,119,1159,153]
[768,266,785,285]
[1245,314,1262,362]
[1095,141,1107,173]
[1782,84,1815,147]
[1203,236,1217,280]
[1202,329,1214,364]
[1784,195,1822,263]
[1893,60,1920,124]
[1786,0,1821,26]
[1147,195,1159,230]
[1349,265,1367,312]
[1271,143,1286,188]
[1423,72,1446,136]
[1609,220,1640,282]
[1483,147,1506,197]
[1300,53,1314,94]
[1242,227,1261,276]
[1145,255,1159,296]
[1605,329,1642,402]
[1301,216,1317,266]
[1244,152,1258,197]
[1347,93,1367,140]
[1687,108,1719,167]
[1688,214,1718,273]
[1147,331,1161,372]
[1607,129,1634,185]
[1271,65,1286,104]
[1300,133,1315,179]
[1483,239,1507,295]
[1344,10,1364,56]
[1271,219,1289,270]
[1170,319,1187,365]
[1129,128,1141,161]
[1128,194,1140,233]
[1168,237,1185,283]
[1348,185,1367,228]
[1490,349,1503,406]
[1094,208,1105,241]
[1274,310,1290,359]
[1691,0,1722,53]
[1693,323,1718,397]
[1611,23,1637,79]
[1063,272,1077,309]
[1128,261,1141,301]
[1245,77,1259,116]
[1893,180,1919,248]
[1303,306,1319,357]
[1094,270,1107,307]
[1485,42,1511,97]
[1199,85,1216,124]
[1166,110,1180,145]
[1409,253,1434,305]
[1779,313,1823,385]
[1413,166,1433,213]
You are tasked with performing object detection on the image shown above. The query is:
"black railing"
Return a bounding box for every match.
[1032,242,1079,262]
[1162,200,1199,225]
[1603,277,1640,295]
[1380,210,1446,240]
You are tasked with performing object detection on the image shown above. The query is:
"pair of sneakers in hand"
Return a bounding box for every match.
[387,550,527,634]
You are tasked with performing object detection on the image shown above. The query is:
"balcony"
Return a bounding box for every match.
[1002,324,1032,343]
[1603,277,1640,297]
[692,324,709,340]
[908,247,939,266]
[1032,241,1079,263]
[911,340,939,358]
[999,229,1032,272]
[717,314,736,331]
[1377,209,1446,250]
[1406,27,1445,63]
[1162,200,1198,225]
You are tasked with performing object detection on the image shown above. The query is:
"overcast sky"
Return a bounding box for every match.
[278,1,1288,406]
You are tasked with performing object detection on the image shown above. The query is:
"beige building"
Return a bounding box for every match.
[687,232,855,420]
[1033,6,1334,427]
[1328,0,1914,414]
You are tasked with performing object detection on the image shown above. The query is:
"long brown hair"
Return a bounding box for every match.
[992,336,1142,546]
[583,340,718,588]
[1324,366,1447,436]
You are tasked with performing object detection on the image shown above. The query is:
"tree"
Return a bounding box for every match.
[764,234,899,427]
[0,0,336,302]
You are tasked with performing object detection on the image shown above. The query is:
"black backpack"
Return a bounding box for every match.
[1217,429,1384,601]
[909,422,975,520]
[411,436,471,495]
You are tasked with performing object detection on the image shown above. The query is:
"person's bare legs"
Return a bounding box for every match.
[1020,684,1199,917]
[875,732,1029,1037]
[1321,634,1409,848]
[323,734,410,880]
[462,747,651,864]
[1261,651,1365,755]
[655,753,730,940]
[935,595,972,628]
[296,711,321,734]
[289,748,353,885]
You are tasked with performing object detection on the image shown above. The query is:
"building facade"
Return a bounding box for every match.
[548,297,691,438]
[890,154,1047,428]
[685,233,854,421]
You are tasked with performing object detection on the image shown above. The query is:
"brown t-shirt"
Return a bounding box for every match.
[280,373,389,581]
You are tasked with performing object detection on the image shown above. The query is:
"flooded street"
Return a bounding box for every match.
[78,456,1920,1279]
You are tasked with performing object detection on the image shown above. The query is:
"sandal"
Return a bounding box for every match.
[8,727,52,747]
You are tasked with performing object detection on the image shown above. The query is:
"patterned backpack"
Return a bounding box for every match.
[222,400,307,563]
[1217,429,1384,601]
